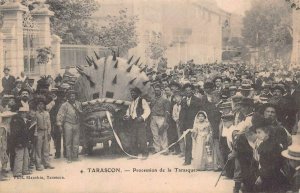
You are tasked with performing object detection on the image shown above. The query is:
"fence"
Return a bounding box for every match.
[60,44,110,68]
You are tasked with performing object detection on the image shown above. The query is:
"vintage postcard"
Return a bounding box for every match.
[0,0,300,193]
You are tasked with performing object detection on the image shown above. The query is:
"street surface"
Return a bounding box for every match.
[0,143,234,193]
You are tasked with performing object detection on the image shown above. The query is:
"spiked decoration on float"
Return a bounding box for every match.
[140,65,148,73]
[126,64,134,72]
[90,57,98,69]
[94,51,100,60]
[133,57,140,66]
[112,51,117,61]
[112,75,117,84]
[76,65,95,87]
[127,55,133,64]
[114,60,118,68]
[143,80,150,86]
[86,56,93,66]
[129,78,137,84]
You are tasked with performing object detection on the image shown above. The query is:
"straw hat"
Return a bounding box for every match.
[282,144,300,161]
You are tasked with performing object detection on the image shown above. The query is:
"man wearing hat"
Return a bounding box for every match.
[11,79,23,98]
[124,87,151,159]
[282,144,300,193]
[258,103,291,149]
[1,67,15,95]
[34,97,54,170]
[57,90,82,163]
[203,81,220,104]
[269,85,297,133]
[15,89,31,110]
[0,111,16,180]
[10,106,32,177]
[49,88,66,159]
[24,78,35,96]
[180,83,202,165]
[229,97,255,193]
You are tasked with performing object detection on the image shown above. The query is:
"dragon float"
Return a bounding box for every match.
[73,52,154,154]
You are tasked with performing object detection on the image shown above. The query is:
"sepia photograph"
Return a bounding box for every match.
[0,0,300,192]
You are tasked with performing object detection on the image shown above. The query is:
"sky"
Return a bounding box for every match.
[215,0,252,15]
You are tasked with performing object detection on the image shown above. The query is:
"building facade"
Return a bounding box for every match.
[0,0,61,83]
[94,0,226,68]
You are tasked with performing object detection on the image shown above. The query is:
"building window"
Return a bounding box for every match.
[24,56,29,72]
[29,57,35,72]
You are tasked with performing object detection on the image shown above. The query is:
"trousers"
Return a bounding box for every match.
[64,122,80,160]
[52,126,66,156]
[176,122,185,154]
[128,119,148,156]
[184,131,192,163]
[35,130,50,168]
[150,116,168,152]
[13,147,29,176]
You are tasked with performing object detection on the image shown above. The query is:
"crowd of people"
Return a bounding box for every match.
[126,60,300,193]
[0,67,79,180]
[0,59,300,192]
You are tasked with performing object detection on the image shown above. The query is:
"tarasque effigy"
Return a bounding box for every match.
[74,53,154,154]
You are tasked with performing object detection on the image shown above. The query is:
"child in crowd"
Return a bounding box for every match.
[191,111,212,170]
[282,144,300,193]
[172,93,184,157]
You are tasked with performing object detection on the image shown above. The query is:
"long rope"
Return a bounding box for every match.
[106,111,192,159]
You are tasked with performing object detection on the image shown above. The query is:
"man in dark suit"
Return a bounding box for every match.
[252,71,263,91]
[180,83,202,165]
[10,106,32,177]
[2,68,15,95]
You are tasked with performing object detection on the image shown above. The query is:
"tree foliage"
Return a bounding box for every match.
[146,31,167,60]
[46,0,99,44]
[36,46,54,64]
[0,0,139,52]
[242,0,292,60]
[97,8,138,56]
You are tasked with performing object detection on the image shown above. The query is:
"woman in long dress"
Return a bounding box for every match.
[191,111,212,170]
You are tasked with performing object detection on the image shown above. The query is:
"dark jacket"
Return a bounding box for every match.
[2,75,15,94]
[179,95,202,131]
[10,114,31,148]
[202,100,221,139]
[257,137,288,192]
[234,134,258,191]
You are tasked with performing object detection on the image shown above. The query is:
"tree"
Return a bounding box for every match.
[97,8,138,56]
[46,0,99,44]
[146,31,167,61]
[242,0,292,64]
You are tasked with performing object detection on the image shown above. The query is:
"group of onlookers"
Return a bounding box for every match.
[1,60,300,192]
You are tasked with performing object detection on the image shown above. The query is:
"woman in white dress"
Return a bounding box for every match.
[191,111,212,170]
